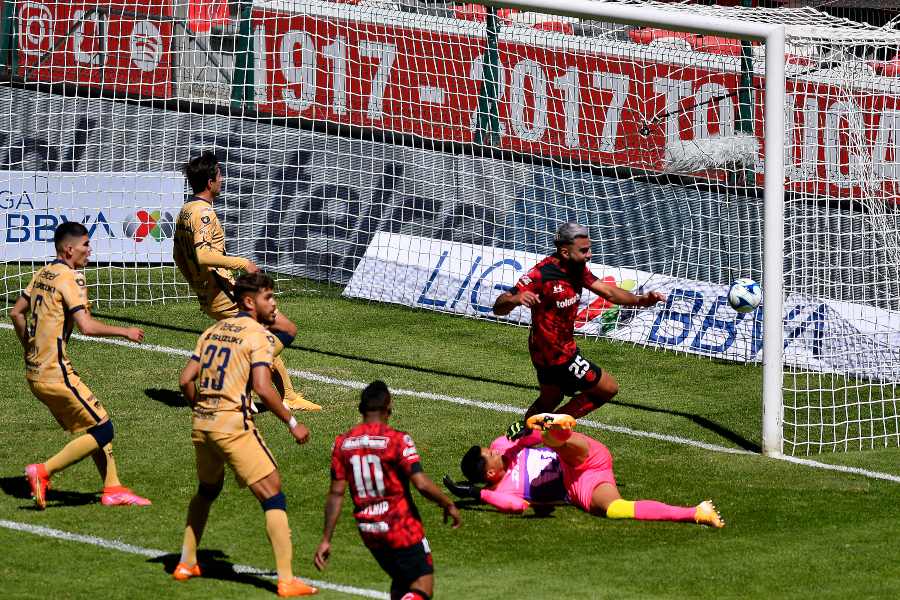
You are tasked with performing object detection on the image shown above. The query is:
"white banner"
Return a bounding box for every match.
[1,171,183,263]
[344,232,900,380]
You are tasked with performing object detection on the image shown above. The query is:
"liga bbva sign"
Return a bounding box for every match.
[345,232,900,379]
[0,171,184,262]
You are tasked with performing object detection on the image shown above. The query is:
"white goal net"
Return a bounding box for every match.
[1,0,899,454]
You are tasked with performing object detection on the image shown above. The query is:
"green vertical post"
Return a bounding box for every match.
[0,0,17,74]
[736,0,755,187]
[475,5,501,147]
[230,0,254,110]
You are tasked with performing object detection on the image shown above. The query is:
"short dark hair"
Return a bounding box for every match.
[233,272,274,306]
[460,445,486,484]
[359,380,391,414]
[183,151,220,194]
[553,222,590,248]
[54,222,89,252]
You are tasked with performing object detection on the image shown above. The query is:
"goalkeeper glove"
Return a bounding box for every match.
[506,419,528,441]
[442,475,482,501]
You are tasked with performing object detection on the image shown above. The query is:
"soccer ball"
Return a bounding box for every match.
[727,278,762,313]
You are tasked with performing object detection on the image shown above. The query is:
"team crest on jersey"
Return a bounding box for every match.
[201,215,211,224]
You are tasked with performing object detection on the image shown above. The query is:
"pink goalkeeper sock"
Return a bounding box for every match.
[634,500,696,522]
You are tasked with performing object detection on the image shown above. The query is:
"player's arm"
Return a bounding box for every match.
[179,358,201,405]
[587,279,664,307]
[9,294,30,350]
[313,477,346,571]
[192,209,258,272]
[195,245,256,272]
[71,310,144,342]
[410,471,461,529]
[251,364,309,444]
[480,488,530,514]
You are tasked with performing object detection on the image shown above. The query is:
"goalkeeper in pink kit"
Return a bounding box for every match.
[450,414,724,527]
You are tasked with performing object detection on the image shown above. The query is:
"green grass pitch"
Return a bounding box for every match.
[2,278,899,599]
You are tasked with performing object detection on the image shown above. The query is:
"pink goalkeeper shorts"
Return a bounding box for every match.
[562,437,616,512]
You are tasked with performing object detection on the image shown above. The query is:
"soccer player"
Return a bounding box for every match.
[10,222,151,509]
[492,222,665,437]
[174,272,318,597]
[314,381,461,600]
[452,413,723,527]
[174,151,320,411]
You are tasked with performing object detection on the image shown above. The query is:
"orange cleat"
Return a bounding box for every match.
[172,562,201,581]
[25,464,50,510]
[101,486,152,506]
[694,500,725,528]
[526,413,577,432]
[277,577,319,596]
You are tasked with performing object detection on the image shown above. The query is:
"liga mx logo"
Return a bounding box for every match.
[123,210,174,242]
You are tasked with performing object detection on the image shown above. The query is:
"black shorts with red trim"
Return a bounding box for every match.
[369,539,434,590]
[535,350,603,397]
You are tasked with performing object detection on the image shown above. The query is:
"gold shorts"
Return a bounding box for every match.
[192,428,277,488]
[28,377,108,434]
[202,288,239,321]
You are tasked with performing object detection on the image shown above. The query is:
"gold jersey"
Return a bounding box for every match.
[190,314,276,434]
[21,261,90,383]
[174,197,248,303]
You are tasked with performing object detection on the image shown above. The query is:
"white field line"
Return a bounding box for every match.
[0,519,388,599]
[2,323,899,484]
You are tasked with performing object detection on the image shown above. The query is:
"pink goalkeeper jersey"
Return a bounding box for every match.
[479,432,567,513]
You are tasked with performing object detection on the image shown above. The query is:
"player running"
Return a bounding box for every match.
[492,222,664,438]
[451,413,724,527]
[314,381,461,600]
[10,222,151,509]
[174,272,317,596]
[174,151,320,411]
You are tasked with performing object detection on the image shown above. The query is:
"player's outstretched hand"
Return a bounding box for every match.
[638,291,666,307]
[443,503,461,529]
[126,328,144,343]
[290,422,310,444]
[313,541,331,571]
[518,291,540,308]
[506,419,528,440]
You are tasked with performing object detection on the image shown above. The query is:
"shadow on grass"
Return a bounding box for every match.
[0,475,99,509]
[101,313,759,452]
[144,388,188,408]
[149,550,277,593]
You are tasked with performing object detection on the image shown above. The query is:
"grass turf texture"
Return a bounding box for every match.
[1,277,899,599]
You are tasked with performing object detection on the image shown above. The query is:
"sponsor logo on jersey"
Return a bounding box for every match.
[556,294,579,309]
[342,435,389,451]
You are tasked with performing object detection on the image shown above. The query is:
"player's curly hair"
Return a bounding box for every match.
[183,151,220,194]
[460,445,486,484]
[359,380,391,414]
[233,272,275,304]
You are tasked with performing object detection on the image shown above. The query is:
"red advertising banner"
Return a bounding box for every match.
[16,0,174,98]
[253,5,900,200]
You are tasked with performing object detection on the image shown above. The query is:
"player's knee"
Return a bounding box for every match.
[87,419,114,447]
[260,491,287,512]
[400,590,430,600]
[198,480,223,501]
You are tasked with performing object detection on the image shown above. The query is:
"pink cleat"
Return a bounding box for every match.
[101,486,152,506]
[25,464,51,510]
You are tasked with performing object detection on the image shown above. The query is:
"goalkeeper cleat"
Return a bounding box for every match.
[172,562,201,581]
[277,577,319,597]
[25,463,50,510]
[526,413,577,432]
[694,500,725,528]
[505,419,528,440]
[283,391,322,412]
[101,486,152,506]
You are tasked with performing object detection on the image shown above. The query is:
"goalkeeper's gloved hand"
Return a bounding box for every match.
[506,419,528,441]
[443,475,482,501]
